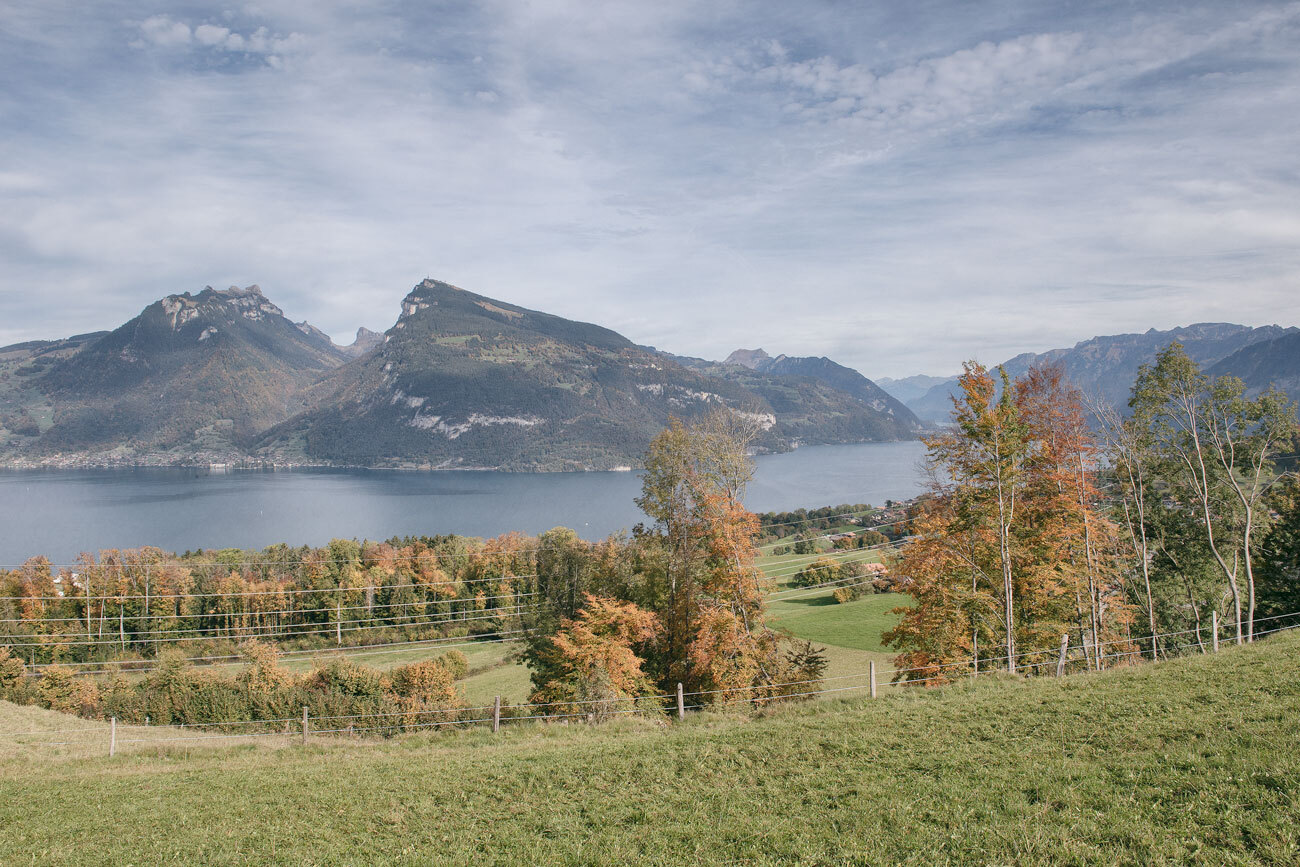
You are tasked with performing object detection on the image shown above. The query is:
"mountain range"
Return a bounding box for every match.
[4,280,1294,470]
[884,323,1300,423]
[0,280,919,471]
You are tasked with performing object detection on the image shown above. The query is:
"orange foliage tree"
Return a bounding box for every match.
[886,362,1131,681]
[529,594,660,713]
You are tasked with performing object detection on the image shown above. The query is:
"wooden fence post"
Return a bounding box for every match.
[1212,610,1219,653]
[109,717,116,757]
[301,706,309,746]
[1056,633,1069,677]
[676,682,685,721]
[493,696,501,733]
[869,660,877,698]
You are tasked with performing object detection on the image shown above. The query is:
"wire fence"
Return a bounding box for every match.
[5,613,1296,755]
[2,541,904,672]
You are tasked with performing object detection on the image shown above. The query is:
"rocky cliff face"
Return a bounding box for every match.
[341,327,385,359]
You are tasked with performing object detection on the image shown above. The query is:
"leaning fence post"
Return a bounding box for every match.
[869,660,877,698]
[493,696,501,733]
[1056,633,1069,677]
[676,682,685,721]
[109,717,116,757]
[301,706,309,746]
[1212,610,1219,653]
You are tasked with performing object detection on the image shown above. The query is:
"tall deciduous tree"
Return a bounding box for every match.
[887,362,1128,679]
[1131,343,1296,643]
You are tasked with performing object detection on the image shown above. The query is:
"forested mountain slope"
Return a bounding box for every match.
[0,286,346,463]
[1207,330,1300,401]
[722,349,921,429]
[1,279,923,469]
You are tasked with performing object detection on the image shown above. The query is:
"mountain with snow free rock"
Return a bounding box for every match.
[256,280,921,470]
[0,285,347,464]
[721,349,920,424]
[1,279,921,470]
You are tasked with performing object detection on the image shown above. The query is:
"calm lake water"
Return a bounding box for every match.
[0,441,928,565]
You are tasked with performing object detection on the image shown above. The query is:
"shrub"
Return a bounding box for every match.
[36,665,101,717]
[0,646,25,696]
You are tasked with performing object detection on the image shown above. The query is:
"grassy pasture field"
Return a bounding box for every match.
[2,631,1297,865]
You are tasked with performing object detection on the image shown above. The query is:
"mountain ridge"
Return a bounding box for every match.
[0,279,920,470]
[256,280,919,470]
[904,322,1298,422]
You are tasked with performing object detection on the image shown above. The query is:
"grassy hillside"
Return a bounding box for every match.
[3,631,1296,865]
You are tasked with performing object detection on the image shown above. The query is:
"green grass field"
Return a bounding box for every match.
[3,631,1297,864]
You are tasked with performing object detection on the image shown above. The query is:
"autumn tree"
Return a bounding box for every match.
[887,362,1127,679]
[529,594,660,716]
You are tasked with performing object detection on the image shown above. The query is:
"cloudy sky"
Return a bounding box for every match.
[2,1,1298,378]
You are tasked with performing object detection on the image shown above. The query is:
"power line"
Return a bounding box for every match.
[0,588,539,624]
[4,606,536,648]
[0,570,536,603]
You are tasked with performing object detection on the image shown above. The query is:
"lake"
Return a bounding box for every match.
[0,441,928,565]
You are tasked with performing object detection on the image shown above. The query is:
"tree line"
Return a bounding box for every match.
[886,343,1298,679]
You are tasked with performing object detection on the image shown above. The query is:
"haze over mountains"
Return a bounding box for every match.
[881,323,1300,422]
[0,280,918,471]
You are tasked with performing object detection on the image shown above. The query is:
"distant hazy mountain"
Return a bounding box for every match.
[340,327,385,359]
[258,280,919,471]
[1207,331,1300,402]
[721,349,922,429]
[905,323,1297,423]
[0,285,346,463]
[876,374,954,405]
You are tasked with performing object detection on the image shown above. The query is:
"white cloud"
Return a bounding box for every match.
[138,15,191,47]
[137,15,304,60]
[3,1,1300,377]
[194,24,231,47]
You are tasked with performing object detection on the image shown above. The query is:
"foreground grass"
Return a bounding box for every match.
[2,633,1297,865]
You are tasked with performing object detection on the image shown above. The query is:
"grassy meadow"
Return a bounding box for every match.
[2,631,1296,865]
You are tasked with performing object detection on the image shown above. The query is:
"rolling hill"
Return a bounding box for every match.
[2,628,1295,864]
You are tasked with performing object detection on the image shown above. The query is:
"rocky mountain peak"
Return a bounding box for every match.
[340,326,385,359]
[724,348,771,370]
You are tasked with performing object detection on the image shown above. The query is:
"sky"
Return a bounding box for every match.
[2,1,1299,379]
